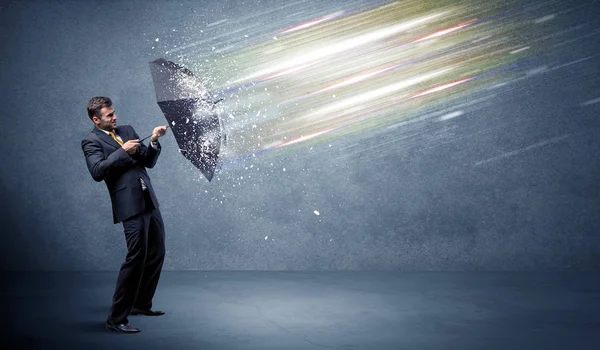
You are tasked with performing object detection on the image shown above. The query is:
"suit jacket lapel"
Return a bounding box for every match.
[115,126,130,144]
[92,127,121,149]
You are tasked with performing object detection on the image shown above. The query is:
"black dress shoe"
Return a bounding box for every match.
[130,308,165,316]
[105,322,141,333]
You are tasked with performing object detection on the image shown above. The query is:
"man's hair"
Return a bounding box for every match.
[87,96,112,120]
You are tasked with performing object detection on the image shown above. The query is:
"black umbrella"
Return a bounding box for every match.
[149,58,225,181]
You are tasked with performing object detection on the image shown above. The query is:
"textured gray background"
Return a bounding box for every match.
[1,0,599,271]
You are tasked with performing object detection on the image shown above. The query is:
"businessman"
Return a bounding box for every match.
[82,96,168,333]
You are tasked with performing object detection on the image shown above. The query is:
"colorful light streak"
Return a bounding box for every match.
[170,0,563,158]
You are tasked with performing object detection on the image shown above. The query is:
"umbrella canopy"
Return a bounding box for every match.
[149,58,225,181]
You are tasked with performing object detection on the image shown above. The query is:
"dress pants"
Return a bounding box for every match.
[108,190,165,324]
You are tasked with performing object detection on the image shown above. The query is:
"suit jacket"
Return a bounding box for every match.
[82,125,162,224]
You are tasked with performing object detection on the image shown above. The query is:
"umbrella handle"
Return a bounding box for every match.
[140,126,170,142]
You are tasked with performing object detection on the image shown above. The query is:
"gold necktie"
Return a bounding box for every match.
[109,131,124,146]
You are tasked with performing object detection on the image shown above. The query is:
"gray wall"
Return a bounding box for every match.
[1,0,599,271]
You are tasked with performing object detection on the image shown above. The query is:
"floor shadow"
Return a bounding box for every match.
[73,320,107,333]
[86,305,110,314]
[1,333,46,348]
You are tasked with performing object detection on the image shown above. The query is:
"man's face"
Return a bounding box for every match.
[93,106,117,131]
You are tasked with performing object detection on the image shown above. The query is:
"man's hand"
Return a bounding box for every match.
[122,139,141,154]
[150,126,168,142]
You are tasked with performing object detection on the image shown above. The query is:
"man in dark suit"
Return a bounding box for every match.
[82,96,168,334]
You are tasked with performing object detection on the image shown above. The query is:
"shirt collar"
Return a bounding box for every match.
[97,127,114,135]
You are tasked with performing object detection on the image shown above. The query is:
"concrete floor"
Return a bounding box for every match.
[2,271,599,349]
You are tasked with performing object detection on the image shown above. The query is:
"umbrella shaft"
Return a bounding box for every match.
[140,126,169,142]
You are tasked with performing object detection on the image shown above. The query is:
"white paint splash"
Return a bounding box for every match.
[439,110,464,121]
[510,46,530,54]
[534,14,555,24]
[581,97,600,106]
